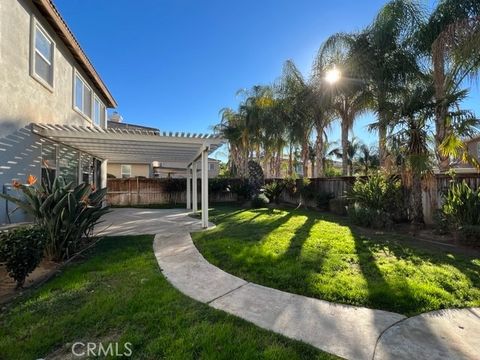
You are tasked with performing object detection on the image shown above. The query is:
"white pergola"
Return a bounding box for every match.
[31,123,224,228]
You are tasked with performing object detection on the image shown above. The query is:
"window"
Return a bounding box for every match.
[31,19,54,88]
[208,163,215,171]
[477,143,480,158]
[74,72,92,119]
[93,96,106,126]
[121,165,131,179]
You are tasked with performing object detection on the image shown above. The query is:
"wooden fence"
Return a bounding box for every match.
[107,174,480,223]
[106,178,238,206]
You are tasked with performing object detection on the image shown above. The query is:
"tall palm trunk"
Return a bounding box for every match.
[410,172,424,225]
[432,42,450,172]
[288,145,293,176]
[301,143,309,178]
[378,121,388,168]
[314,124,325,178]
[341,120,349,176]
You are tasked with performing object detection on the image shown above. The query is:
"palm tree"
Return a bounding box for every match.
[416,0,480,171]
[314,33,371,176]
[306,82,334,177]
[277,60,313,177]
[356,145,380,175]
[329,137,362,176]
[359,0,423,167]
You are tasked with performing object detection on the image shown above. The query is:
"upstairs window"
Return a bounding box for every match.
[93,96,106,126]
[121,165,131,178]
[74,72,92,119]
[31,19,54,88]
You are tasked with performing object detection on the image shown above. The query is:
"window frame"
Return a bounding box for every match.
[93,95,106,127]
[477,142,480,159]
[121,164,132,179]
[30,17,55,91]
[73,70,93,121]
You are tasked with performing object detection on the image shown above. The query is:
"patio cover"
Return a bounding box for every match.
[31,123,224,228]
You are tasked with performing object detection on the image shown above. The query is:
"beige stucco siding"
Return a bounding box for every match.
[108,163,151,178]
[0,0,110,136]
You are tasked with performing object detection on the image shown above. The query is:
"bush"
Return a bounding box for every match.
[298,178,315,201]
[248,160,264,196]
[347,205,393,229]
[0,225,45,287]
[316,191,334,210]
[329,197,349,216]
[251,194,270,208]
[459,225,480,246]
[347,174,403,228]
[263,181,285,204]
[0,175,109,261]
[442,181,480,228]
[230,179,253,200]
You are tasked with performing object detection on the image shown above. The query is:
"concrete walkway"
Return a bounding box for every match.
[99,209,480,360]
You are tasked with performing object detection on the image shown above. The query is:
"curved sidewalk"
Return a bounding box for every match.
[100,209,480,360]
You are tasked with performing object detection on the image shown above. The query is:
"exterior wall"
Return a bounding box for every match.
[0,0,110,137]
[467,140,480,163]
[0,128,43,224]
[153,160,220,179]
[108,163,151,179]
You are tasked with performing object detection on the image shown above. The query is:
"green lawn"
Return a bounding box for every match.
[193,206,480,316]
[0,235,335,360]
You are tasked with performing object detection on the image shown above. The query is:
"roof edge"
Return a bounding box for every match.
[32,0,117,108]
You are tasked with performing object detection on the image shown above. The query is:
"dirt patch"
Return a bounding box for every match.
[0,260,61,304]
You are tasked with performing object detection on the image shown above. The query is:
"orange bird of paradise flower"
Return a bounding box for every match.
[26,174,37,185]
[12,180,21,189]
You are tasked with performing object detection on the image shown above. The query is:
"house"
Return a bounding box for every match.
[0,0,223,228]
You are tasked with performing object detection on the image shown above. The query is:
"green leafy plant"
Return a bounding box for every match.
[0,175,109,261]
[347,174,403,228]
[442,181,480,227]
[0,225,45,287]
[251,194,270,208]
[442,181,480,245]
[263,181,285,204]
[230,179,253,200]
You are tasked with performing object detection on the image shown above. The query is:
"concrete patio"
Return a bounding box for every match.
[98,208,480,360]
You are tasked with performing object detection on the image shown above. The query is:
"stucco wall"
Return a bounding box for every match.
[467,140,479,162]
[108,163,151,178]
[0,0,110,136]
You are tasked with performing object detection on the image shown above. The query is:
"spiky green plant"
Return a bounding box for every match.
[0,176,109,261]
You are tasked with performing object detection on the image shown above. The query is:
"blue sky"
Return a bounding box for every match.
[56,0,479,158]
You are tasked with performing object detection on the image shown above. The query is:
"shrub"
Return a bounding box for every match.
[329,197,349,216]
[298,178,315,201]
[251,194,270,208]
[459,225,480,246]
[263,181,285,204]
[230,179,253,200]
[284,175,298,196]
[163,178,187,204]
[442,181,480,228]
[347,174,403,228]
[0,175,109,261]
[0,225,45,287]
[316,191,334,210]
[248,160,265,196]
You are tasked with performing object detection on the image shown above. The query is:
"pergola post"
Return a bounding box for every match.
[100,159,108,207]
[192,161,198,213]
[186,166,191,210]
[201,149,209,228]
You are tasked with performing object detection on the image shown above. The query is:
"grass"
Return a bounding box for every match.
[0,235,336,360]
[193,206,480,316]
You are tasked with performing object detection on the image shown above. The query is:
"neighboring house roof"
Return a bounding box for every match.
[32,0,117,107]
[107,120,160,133]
